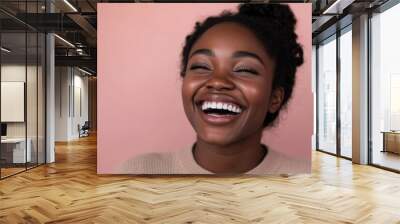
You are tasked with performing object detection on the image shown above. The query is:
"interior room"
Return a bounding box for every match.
[0,0,399,223]
[0,28,46,177]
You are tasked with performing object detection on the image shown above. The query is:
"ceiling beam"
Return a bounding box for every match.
[322,0,356,14]
[67,13,97,46]
[55,55,96,69]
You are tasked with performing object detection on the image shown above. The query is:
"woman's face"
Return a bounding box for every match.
[182,22,283,146]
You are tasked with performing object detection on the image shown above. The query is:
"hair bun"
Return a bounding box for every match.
[238,4,296,31]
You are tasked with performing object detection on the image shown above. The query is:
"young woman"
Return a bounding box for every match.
[119,3,308,175]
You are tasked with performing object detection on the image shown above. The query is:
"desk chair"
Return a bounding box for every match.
[79,121,90,138]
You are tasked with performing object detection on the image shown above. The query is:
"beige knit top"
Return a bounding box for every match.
[117,145,310,175]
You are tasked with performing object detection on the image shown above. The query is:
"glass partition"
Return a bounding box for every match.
[27,31,38,169]
[371,3,400,171]
[317,35,337,154]
[339,26,352,158]
[1,30,28,177]
[0,1,46,179]
[38,32,45,165]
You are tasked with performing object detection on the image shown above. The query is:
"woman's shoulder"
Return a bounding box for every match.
[117,151,177,174]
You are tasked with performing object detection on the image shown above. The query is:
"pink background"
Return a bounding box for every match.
[97,3,312,173]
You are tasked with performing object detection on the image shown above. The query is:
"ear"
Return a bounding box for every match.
[268,87,285,113]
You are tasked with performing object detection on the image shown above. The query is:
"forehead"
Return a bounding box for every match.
[190,22,268,58]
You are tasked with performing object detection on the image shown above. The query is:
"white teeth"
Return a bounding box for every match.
[201,101,242,114]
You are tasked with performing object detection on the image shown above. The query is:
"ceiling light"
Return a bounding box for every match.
[322,0,355,15]
[1,47,11,53]
[78,67,93,76]
[323,0,342,14]
[63,0,78,12]
[54,34,75,48]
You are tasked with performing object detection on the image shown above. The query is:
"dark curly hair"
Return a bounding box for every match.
[180,3,304,127]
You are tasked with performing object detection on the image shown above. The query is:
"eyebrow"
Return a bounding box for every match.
[189,49,214,59]
[189,49,264,65]
[232,51,264,65]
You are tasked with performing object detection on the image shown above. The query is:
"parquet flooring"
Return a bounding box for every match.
[373,151,400,171]
[1,134,400,223]
[1,167,25,178]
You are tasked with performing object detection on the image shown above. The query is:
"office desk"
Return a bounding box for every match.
[1,138,32,163]
[381,131,400,154]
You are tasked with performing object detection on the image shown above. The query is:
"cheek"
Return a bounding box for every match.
[241,80,271,106]
[248,85,270,105]
[239,80,272,120]
[181,76,203,108]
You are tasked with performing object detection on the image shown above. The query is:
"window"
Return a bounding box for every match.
[339,27,352,158]
[370,2,400,171]
[317,35,337,154]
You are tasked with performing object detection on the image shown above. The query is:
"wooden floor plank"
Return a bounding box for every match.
[0,134,400,223]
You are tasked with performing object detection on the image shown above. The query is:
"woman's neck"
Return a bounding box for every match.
[193,132,267,174]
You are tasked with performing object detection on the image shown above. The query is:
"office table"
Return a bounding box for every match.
[1,138,32,163]
[381,131,400,154]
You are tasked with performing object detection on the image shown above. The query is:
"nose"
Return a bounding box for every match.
[205,70,235,91]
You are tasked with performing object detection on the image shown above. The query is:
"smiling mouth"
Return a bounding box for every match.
[201,101,242,114]
[196,101,244,125]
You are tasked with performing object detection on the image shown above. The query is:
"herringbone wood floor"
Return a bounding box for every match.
[1,134,400,224]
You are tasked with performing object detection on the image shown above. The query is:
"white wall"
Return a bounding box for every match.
[1,65,26,130]
[55,67,89,141]
[1,65,40,138]
[55,66,70,141]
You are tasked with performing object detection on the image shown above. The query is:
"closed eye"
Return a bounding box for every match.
[234,67,259,75]
[189,63,211,71]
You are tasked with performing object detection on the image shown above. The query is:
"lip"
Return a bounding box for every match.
[198,110,241,125]
[194,94,246,126]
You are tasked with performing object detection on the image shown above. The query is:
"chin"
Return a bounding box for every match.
[196,129,237,146]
